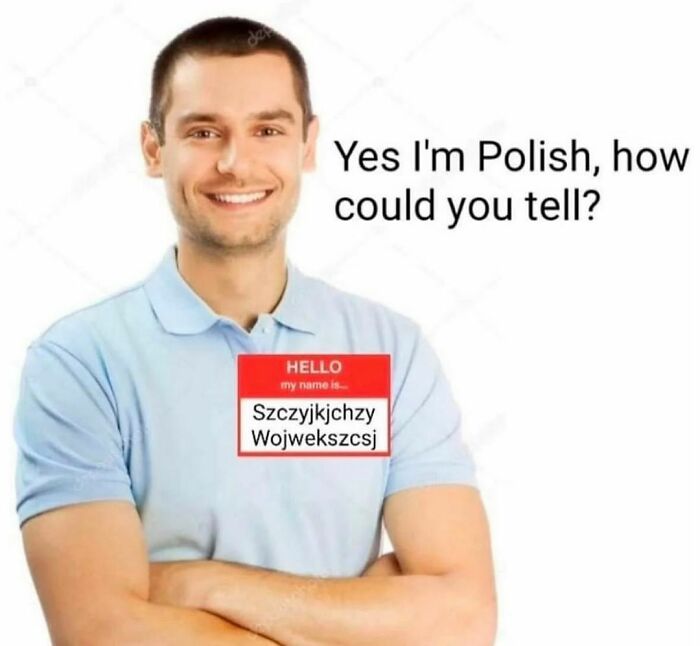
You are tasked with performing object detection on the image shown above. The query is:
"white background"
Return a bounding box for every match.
[1,1,697,644]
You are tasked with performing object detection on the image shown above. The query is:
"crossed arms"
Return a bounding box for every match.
[22,484,497,646]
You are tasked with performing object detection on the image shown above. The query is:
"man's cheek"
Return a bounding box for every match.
[265,146,299,167]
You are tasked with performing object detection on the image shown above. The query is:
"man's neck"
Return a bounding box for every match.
[175,238,288,332]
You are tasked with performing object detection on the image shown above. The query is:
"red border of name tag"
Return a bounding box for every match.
[237,354,391,457]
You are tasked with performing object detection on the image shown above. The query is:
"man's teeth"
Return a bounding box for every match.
[211,191,267,204]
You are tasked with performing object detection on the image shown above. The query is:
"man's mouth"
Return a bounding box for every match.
[206,189,274,211]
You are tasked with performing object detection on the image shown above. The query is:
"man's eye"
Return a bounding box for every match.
[190,129,219,139]
[258,127,283,137]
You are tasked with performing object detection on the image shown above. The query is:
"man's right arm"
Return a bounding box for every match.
[22,500,279,646]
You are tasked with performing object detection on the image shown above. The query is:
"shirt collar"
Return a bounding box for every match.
[143,244,317,336]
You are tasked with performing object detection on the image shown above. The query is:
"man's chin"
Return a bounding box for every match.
[192,229,282,256]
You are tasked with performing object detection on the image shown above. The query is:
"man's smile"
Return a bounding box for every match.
[205,189,275,211]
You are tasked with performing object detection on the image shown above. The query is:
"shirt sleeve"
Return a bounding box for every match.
[14,340,135,527]
[384,326,478,499]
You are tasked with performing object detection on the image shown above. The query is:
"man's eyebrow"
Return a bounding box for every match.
[175,109,296,128]
[176,112,222,128]
[248,109,296,124]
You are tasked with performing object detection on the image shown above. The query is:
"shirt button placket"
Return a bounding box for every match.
[256,318,272,352]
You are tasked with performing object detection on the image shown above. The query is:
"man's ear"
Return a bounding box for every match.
[302,115,319,172]
[140,121,163,178]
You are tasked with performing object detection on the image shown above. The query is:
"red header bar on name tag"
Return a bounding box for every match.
[238,354,390,398]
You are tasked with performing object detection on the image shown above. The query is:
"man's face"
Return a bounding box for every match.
[141,52,318,255]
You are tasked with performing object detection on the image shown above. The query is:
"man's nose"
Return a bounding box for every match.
[216,139,252,176]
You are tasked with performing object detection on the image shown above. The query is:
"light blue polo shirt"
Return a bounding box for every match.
[14,244,478,577]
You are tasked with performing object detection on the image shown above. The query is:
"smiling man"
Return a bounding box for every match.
[14,16,497,646]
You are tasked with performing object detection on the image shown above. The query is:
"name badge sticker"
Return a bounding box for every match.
[237,354,391,457]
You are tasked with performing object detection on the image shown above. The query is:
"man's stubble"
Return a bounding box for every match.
[171,187,299,257]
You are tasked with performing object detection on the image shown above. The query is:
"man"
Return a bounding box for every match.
[14,16,497,646]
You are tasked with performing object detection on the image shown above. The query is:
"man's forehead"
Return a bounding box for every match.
[170,52,295,91]
[166,53,300,119]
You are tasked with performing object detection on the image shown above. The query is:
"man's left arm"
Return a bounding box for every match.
[150,484,497,646]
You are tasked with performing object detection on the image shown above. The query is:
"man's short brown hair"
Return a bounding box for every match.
[148,16,314,144]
